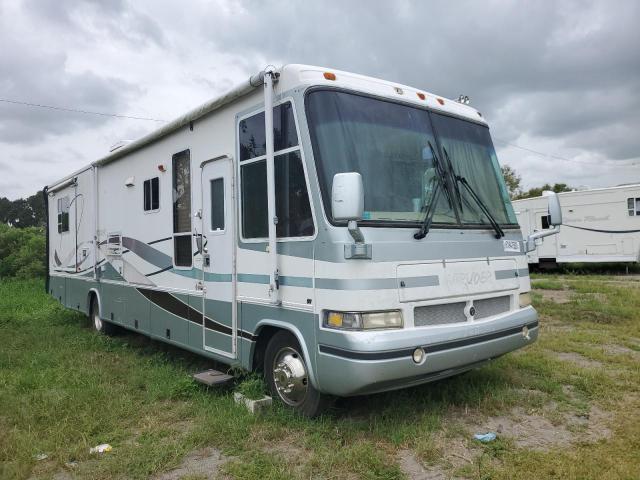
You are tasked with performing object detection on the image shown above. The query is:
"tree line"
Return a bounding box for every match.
[500,165,572,200]
[0,190,46,228]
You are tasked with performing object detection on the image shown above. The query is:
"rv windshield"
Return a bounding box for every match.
[306,90,518,227]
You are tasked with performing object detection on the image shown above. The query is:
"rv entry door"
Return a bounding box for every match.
[200,156,236,359]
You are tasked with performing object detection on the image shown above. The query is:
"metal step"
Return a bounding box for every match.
[193,369,234,386]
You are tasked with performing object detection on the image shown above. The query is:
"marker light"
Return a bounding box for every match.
[417,92,426,100]
[323,72,336,81]
[412,347,425,364]
[436,98,445,105]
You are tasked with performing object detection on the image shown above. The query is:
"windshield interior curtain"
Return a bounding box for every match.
[306,89,517,227]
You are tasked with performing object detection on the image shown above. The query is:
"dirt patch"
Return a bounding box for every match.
[398,449,467,480]
[566,406,613,442]
[602,344,639,357]
[538,289,571,304]
[153,447,229,480]
[471,406,573,450]
[553,351,603,369]
[468,403,613,452]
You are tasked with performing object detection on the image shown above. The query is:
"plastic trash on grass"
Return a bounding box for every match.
[473,432,497,442]
[89,444,112,454]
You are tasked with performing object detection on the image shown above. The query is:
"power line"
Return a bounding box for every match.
[0,98,167,123]
[1,96,638,168]
[493,137,639,167]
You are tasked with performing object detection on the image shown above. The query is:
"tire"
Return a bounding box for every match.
[264,330,332,417]
[90,297,118,335]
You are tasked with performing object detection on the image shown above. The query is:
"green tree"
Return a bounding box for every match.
[515,183,573,200]
[0,224,46,279]
[500,164,522,199]
[0,190,45,227]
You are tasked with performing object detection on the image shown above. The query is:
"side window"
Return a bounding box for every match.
[143,177,160,212]
[239,102,299,161]
[239,102,313,239]
[210,178,225,231]
[57,196,70,233]
[628,197,640,217]
[541,214,550,229]
[172,150,192,267]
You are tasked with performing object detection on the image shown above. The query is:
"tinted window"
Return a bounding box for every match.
[241,151,314,238]
[239,102,298,161]
[172,151,191,233]
[541,215,550,229]
[275,151,314,237]
[241,161,268,238]
[144,177,159,212]
[210,178,225,231]
[57,196,70,233]
[173,235,192,267]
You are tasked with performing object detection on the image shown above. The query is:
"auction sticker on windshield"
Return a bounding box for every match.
[503,239,521,253]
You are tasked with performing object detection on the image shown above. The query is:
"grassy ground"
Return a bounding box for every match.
[1,276,639,479]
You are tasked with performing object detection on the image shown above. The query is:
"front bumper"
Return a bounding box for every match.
[315,306,538,396]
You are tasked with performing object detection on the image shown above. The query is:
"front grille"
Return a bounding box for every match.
[414,301,467,326]
[473,295,511,319]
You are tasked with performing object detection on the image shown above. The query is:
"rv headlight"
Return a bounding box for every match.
[324,310,403,330]
[519,292,532,308]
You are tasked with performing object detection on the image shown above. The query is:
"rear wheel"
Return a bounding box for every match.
[264,331,332,417]
[90,297,117,335]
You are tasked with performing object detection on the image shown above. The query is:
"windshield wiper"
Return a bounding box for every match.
[443,147,504,239]
[414,142,453,240]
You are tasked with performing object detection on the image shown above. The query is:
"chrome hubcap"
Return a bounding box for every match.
[93,307,102,331]
[272,347,308,406]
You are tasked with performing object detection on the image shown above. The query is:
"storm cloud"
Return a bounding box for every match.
[1,0,638,199]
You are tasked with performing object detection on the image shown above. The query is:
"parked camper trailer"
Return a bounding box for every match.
[514,185,640,266]
[45,65,561,416]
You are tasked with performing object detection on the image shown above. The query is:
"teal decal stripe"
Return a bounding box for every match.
[315,277,397,290]
[238,273,270,284]
[495,269,529,280]
[398,275,439,288]
[172,268,232,282]
[279,275,313,288]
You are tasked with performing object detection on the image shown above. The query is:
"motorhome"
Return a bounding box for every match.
[44,65,561,416]
[514,185,640,266]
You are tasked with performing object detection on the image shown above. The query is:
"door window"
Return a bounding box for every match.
[172,150,192,267]
[210,178,225,231]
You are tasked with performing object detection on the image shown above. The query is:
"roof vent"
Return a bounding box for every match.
[109,140,131,152]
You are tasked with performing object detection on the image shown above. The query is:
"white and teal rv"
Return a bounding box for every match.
[45,65,562,416]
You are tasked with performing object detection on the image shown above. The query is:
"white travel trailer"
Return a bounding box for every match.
[514,185,640,266]
[45,65,561,416]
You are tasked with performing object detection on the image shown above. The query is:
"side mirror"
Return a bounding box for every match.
[525,192,562,252]
[543,191,563,226]
[331,172,364,221]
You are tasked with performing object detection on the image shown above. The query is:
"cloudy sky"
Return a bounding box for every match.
[1,0,639,199]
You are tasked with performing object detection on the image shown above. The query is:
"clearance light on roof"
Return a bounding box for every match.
[417,92,426,100]
[394,87,404,95]
[323,72,336,81]
[158,164,167,172]
[437,98,445,105]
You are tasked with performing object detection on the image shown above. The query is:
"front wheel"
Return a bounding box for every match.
[90,297,118,335]
[264,331,332,417]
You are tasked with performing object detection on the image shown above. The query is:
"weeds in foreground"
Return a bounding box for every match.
[1,275,639,479]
